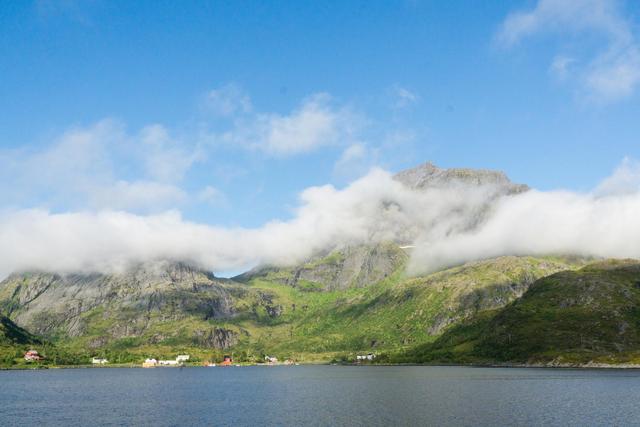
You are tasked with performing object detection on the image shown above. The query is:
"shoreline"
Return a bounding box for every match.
[3,361,640,371]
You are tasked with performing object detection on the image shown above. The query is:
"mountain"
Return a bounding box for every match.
[1,163,637,367]
[236,163,529,292]
[0,261,284,358]
[400,260,640,366]
[0,247,588,363]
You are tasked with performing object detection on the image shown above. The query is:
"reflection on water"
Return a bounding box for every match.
[2,365,640,426]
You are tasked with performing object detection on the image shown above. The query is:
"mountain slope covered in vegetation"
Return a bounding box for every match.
[0,248,592,364]
[398,260,640,365]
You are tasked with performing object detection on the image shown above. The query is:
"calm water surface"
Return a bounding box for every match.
[1,365,640,426]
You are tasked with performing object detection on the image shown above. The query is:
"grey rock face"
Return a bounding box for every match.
[237,242,408,291]
[194,327,238,349]
[0,261,239,339]
[293,244,407,290]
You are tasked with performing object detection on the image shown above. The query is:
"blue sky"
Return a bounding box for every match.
[1,0,640,229]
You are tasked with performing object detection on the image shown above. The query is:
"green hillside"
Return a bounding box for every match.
[0,315,42,366]
[0,315,40,346]
[0,247,592,365]
[399,260,640,365]
[238,254,585,357]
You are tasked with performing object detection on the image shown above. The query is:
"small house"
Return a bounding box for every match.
[142,358,158,368]
[24,350,42,361]
[176,355,190,362]
[356,353,376,361]
[91,357,108,365]
[221,355,232,366]
[265,355,278,364]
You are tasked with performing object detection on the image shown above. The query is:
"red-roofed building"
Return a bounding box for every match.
[24,350,43,361]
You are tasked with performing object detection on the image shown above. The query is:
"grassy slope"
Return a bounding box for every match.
[217,255,587,361]
[399,260,640,365]
[0,315,42,365]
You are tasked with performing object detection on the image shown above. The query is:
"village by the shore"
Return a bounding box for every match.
[16,349,383,369]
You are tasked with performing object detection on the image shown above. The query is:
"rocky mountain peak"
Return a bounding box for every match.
[394,162,529,194]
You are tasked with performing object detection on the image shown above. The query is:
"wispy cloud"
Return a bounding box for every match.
[593,157,640,196]
[204,83,253,117]
[89,181,188,212]
[216,91,361,156]
[139,124,202,183]
[549,55,576,80]
[390,85,420,109]
[0,119,204,213]
[0,87,371,216]
[333,143,374,181]
[197,185,227,206]
[497,0,640,102]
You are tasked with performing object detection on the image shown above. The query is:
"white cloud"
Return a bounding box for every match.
[0,119,202,212]
[593,157,640,196]
[209,90,360,156]
[204,83,252,117]
[0,88,366,219]
[391,85,420,109]
[333,143,376,181]
[251,93,358,155]
[4,159,640,279]
[498,0,640,102]
[89,181,188,212]
[139,124,201,183]
[336,143,367,167]
[585,47,640,100]
[197,185,227,206]
[550,55,576,79]
[408,188,640,274]
[0,168,509,276]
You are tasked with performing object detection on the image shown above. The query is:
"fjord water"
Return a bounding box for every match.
[2,366,640,426]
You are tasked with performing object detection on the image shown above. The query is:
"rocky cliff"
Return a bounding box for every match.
[235,242,408,291]
[0,261,267,350]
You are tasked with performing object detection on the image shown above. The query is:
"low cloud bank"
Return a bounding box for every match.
[1,161,640,279]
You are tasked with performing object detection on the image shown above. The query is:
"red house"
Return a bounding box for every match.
[221,355,232,366]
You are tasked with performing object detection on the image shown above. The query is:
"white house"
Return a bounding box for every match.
[356,354,376,361]
[176,355,190,362]
[143,358,158,367]
[92,357,108,364]
[159,360,179,366]
[265,355,278,364]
